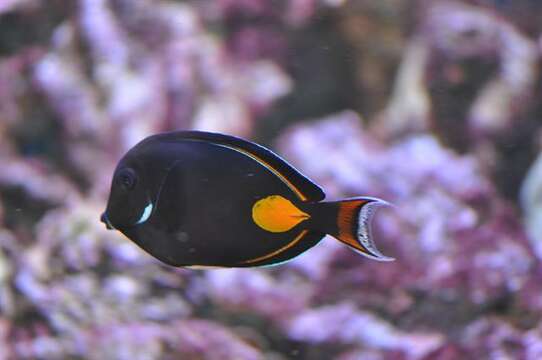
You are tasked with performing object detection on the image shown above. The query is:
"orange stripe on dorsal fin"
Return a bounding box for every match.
[145,130,326,202]
[226,146,308,201]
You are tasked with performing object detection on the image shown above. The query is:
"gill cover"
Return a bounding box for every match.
[103,138,185,229]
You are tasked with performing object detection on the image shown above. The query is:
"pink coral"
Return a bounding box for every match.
[2,0,542,359]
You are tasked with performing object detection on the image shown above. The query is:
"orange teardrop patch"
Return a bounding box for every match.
[252,195,310,233]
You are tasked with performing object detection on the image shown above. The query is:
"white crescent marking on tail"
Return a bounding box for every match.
[357,199,395,262]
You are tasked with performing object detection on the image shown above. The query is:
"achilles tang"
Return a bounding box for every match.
[101,131,394,267]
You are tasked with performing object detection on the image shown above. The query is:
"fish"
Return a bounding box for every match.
[100,131,394,268]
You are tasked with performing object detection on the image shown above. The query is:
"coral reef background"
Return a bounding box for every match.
[2,0,542,358]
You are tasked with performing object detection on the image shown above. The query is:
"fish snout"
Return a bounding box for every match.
[100,212,113,230]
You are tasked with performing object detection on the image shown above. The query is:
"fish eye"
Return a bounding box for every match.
[117,168,137,190]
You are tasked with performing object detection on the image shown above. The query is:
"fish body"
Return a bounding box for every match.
[101,131,393,267]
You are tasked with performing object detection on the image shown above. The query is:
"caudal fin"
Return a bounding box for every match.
[312,197,394,261]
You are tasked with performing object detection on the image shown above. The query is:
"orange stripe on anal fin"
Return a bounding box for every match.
[241,229,309,265]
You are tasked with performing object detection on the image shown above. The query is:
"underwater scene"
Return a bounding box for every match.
[2,0,542,359]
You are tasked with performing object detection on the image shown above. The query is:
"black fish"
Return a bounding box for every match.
[101,131,393,268]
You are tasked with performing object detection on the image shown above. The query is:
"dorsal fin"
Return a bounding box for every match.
[149,130,325,202]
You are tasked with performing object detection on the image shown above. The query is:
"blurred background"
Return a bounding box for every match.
[1,0,542,358]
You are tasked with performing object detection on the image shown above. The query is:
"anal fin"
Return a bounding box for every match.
[237,230,325,267]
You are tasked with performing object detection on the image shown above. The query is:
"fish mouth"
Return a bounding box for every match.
[100,212,114,230]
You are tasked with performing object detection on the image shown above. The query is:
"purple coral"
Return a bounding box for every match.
[2,0,542,359]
